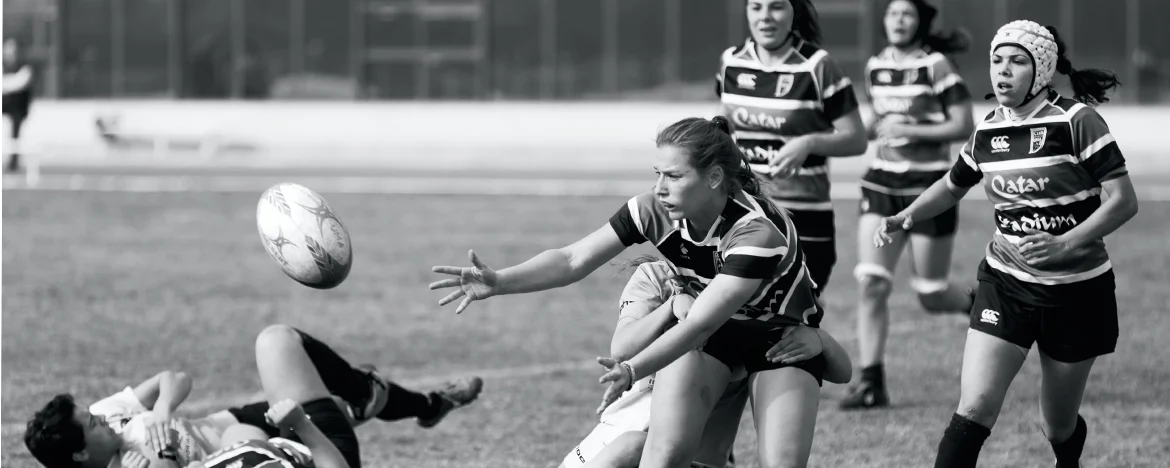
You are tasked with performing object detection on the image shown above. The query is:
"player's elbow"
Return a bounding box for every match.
[843,131,869,155]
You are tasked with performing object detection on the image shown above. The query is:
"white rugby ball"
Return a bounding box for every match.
[256,183,353,289]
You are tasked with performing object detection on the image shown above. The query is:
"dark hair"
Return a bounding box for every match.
[1045,25,1121,106]
[787,0,823,47]
[25,394,86,468]
[885,0,968,54]
[656,116,761,197]
[612,254,664,277]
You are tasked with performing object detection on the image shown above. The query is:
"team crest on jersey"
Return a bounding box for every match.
[876,70,893,84]
[1029,127,1047,154]
[736,72,757,90]
[774,74,795,97]
[902,69,919,85]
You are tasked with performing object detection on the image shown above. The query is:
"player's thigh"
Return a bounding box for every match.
[749,367,821,468]
[692,378,750,467]
[908,233,956,281]
[640,351,732,468]
[858,213,907,272]
[218,424,271,449]
[253,324,332,404]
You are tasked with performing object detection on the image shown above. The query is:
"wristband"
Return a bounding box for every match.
[620,362,636,391]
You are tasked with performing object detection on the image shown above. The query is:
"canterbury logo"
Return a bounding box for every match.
[980,309,1000,325]
[990,136,1010,153]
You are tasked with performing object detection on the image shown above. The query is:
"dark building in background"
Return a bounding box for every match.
[3,0,1168,102]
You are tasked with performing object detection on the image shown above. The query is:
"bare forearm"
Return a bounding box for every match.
[152,372,192,416]
[807,127,867,157]
[291,419,350,468]
[611,301,679,361]
[1060,189,1138,249]
[815,329,853,384]
[495,249,582,295]
[626,319,719,379]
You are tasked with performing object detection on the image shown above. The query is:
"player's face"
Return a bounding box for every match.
[746,0,794,50]
[990,45,1033,108]
[884,0,919,47]
[653,146,718,221]
[72,407,121,462]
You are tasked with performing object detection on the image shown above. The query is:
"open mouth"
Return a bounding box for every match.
[996,82,1014,92]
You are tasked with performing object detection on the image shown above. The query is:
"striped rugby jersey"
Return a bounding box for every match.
[716,37,860,211]
[863,46,971,194]
[202,439,313,468]
[609,191,823,328]
[948,91,1127,285]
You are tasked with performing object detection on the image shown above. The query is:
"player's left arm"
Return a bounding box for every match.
[1054,110,1139,248]
[133,371,193,419]
[803,55,867,157]
[623,274,759,379]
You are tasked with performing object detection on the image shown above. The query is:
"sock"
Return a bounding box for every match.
[376,384,440,421]
[934,413,991,468]
[861,363,885,387]
[1051,415,1087,468]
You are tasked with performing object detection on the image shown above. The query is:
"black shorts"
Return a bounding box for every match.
[968,263,1118,363]
[784,208,836,296]
[3,112,25,138]
[228,398,360,468]
[700,320,826,386]
[860,186,959,237]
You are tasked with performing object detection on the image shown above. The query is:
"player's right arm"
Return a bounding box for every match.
[268,400,350,468]
[610,264,684,361]
[876,132,980,244]
[815,330,852,384]
[133,370,193,419]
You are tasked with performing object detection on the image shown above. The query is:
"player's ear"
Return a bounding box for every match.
[707,166,724,190]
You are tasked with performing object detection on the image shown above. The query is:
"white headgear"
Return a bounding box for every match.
[990,20,1058,98]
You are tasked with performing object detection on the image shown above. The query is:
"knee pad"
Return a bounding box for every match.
[854,263,893,285]
[910,277,950,295]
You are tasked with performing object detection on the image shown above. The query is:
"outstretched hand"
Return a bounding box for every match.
[595,357,632,415]
[430,250,499,314]
[874,214,914,248]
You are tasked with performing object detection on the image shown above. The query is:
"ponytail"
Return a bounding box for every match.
[710,116,763,197]
[1046,25,1121,106]
[922,29,969,55]
[788,0,824,47]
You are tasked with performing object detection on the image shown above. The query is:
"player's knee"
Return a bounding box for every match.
[255,324,302,353]
[956,394,1001,428]
[758,446,809,468]
[911,278,953,311]
[854,264,893,304]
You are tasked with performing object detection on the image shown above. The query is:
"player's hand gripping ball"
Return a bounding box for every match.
[257,183,352,289]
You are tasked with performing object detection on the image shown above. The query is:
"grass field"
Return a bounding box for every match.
[3,190,1169,468]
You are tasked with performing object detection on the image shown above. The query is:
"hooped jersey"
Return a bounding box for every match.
[609,191,823,329]
[716,37,861,211]
[201,439,313,468]
[863,46,972,194]
[948,91,1127,288]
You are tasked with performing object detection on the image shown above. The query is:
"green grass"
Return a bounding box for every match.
[3,191,1168,467]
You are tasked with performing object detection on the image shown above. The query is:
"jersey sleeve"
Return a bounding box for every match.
[817,54,860,122]
[930,54,971,107]
[1072,107,1128,183]
[608,192,671,247]
[89,387,148,419]
[720,218,787,279]
[948,131,983,188]
[618,263,670,321]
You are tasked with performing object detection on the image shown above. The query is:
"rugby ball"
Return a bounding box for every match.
[256,183,352,289]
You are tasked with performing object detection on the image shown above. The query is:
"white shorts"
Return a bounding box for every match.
[560,378,749,468]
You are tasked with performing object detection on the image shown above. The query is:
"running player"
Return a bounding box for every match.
[433,115,837,468]
[716,0,868,295]
[559,257,853,468]
[23,325,483,468]
[3,36,34,173]
[843,0,976,411]
[872,21,1135,468]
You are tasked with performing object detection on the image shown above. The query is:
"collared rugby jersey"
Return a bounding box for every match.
[948,91,1127,286]
[609,191,823,328]
[717,37,860,211]
[864,46,971,194]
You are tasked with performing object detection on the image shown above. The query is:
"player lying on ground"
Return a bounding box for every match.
[559,258,852,468]
[23,325,484,468]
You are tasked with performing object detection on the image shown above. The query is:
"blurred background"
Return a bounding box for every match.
[4,0,1170,103]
